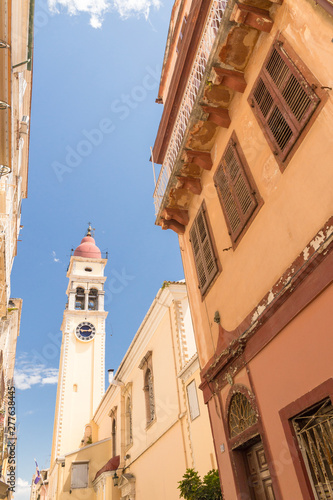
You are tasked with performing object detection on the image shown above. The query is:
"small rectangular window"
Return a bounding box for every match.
[249,37,321,167]
[187,381,200,421]
[190,203,218,295]
[214,133,261,244]
[71,462,89,489]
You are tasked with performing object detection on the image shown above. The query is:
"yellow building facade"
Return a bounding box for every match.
[46,229,215,500]
[151,0,333,498]
[0,0,34,497]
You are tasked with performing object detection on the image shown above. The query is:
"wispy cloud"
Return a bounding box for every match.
[14,478,31,499]
[23,410,36,416]
[51,250,60,263]
[113,0,161,19]
[48,0,162,28]
[14,355,58,390]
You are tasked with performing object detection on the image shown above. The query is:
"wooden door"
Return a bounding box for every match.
[245,440,275,500]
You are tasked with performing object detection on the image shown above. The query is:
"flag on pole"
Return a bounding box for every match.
[34,459,41,485]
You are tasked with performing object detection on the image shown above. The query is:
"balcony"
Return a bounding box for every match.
[153,0,278,233]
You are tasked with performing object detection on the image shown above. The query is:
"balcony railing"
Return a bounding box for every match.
[153,0,228,216]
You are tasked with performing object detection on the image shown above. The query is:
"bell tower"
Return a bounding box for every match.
[50,225,108,464]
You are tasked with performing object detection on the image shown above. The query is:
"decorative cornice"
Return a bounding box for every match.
[153,0,214,164]
[108,405,117,419]
[92,470,115,491]
[178,354,199,381]
[138,350,152,370]
[63,437,111,457]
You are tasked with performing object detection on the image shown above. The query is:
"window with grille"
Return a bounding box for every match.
[249,37,321,167]
[190,203,218,295]
[214,134,261,244]
[292,398,333,499]
[125,396,133,446]
[144,368,155,424]
[228,392,258,438]
[139,351,156,427]
[112,417,116,457]
[71,462,89,489]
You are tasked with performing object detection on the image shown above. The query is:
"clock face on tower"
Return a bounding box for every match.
[75,322,96,341]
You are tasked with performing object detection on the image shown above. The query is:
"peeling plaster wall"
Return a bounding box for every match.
[247,282,333,499]
[179,0,333,368]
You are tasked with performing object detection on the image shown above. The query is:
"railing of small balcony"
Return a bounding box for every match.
[153,0,228,216]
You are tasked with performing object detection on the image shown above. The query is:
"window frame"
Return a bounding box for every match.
[125,395,133,448]
[139,351,156,429]
[186,380,200,421]
[88,288,98,311]
[189,201,219,296]
[111,417,117,457]
[214,132,263,247]
[280,379,333,500]
[71,462,89,489]
[75,287,85,310]
[248,34,328,171]
[144,368,155,425]
[315,0,333,16]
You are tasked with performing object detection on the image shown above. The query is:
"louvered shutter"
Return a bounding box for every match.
[215,138,258,242]
[190,205,218,295]
[187,381,200,421]
[317,0,333,14]
[250,40,320,162]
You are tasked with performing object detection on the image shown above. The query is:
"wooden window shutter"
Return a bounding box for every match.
[249,39,320,163]
[190,204,218,295]
[187,380,200,421]
[215,137,258,243]
[71,463,89,489]
[315,0,333,16]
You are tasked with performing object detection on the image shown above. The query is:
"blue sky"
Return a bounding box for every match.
[10,0,184,497]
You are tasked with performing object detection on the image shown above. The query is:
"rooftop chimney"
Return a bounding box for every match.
[108,369,114,385]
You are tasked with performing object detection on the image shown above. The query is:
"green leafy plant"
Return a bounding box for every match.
[161,281,170,290]
[178,468,222,500]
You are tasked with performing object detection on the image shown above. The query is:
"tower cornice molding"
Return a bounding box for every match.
[67,256,107,277]
[62,310,108,317]
[68,276,107,283]
[61,310,108,331]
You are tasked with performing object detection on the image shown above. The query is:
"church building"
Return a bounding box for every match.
[45,227,216,500]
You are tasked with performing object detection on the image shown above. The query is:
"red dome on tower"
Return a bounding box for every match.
[74,225,101,259]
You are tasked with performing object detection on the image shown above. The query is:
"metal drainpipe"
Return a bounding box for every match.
[168,300,189,469]
[12,60,30,69]
[27,0,35,71]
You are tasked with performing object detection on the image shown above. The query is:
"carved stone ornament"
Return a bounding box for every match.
[92,472,108,493]
[226,372,234,386]
[119,473,136,500]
